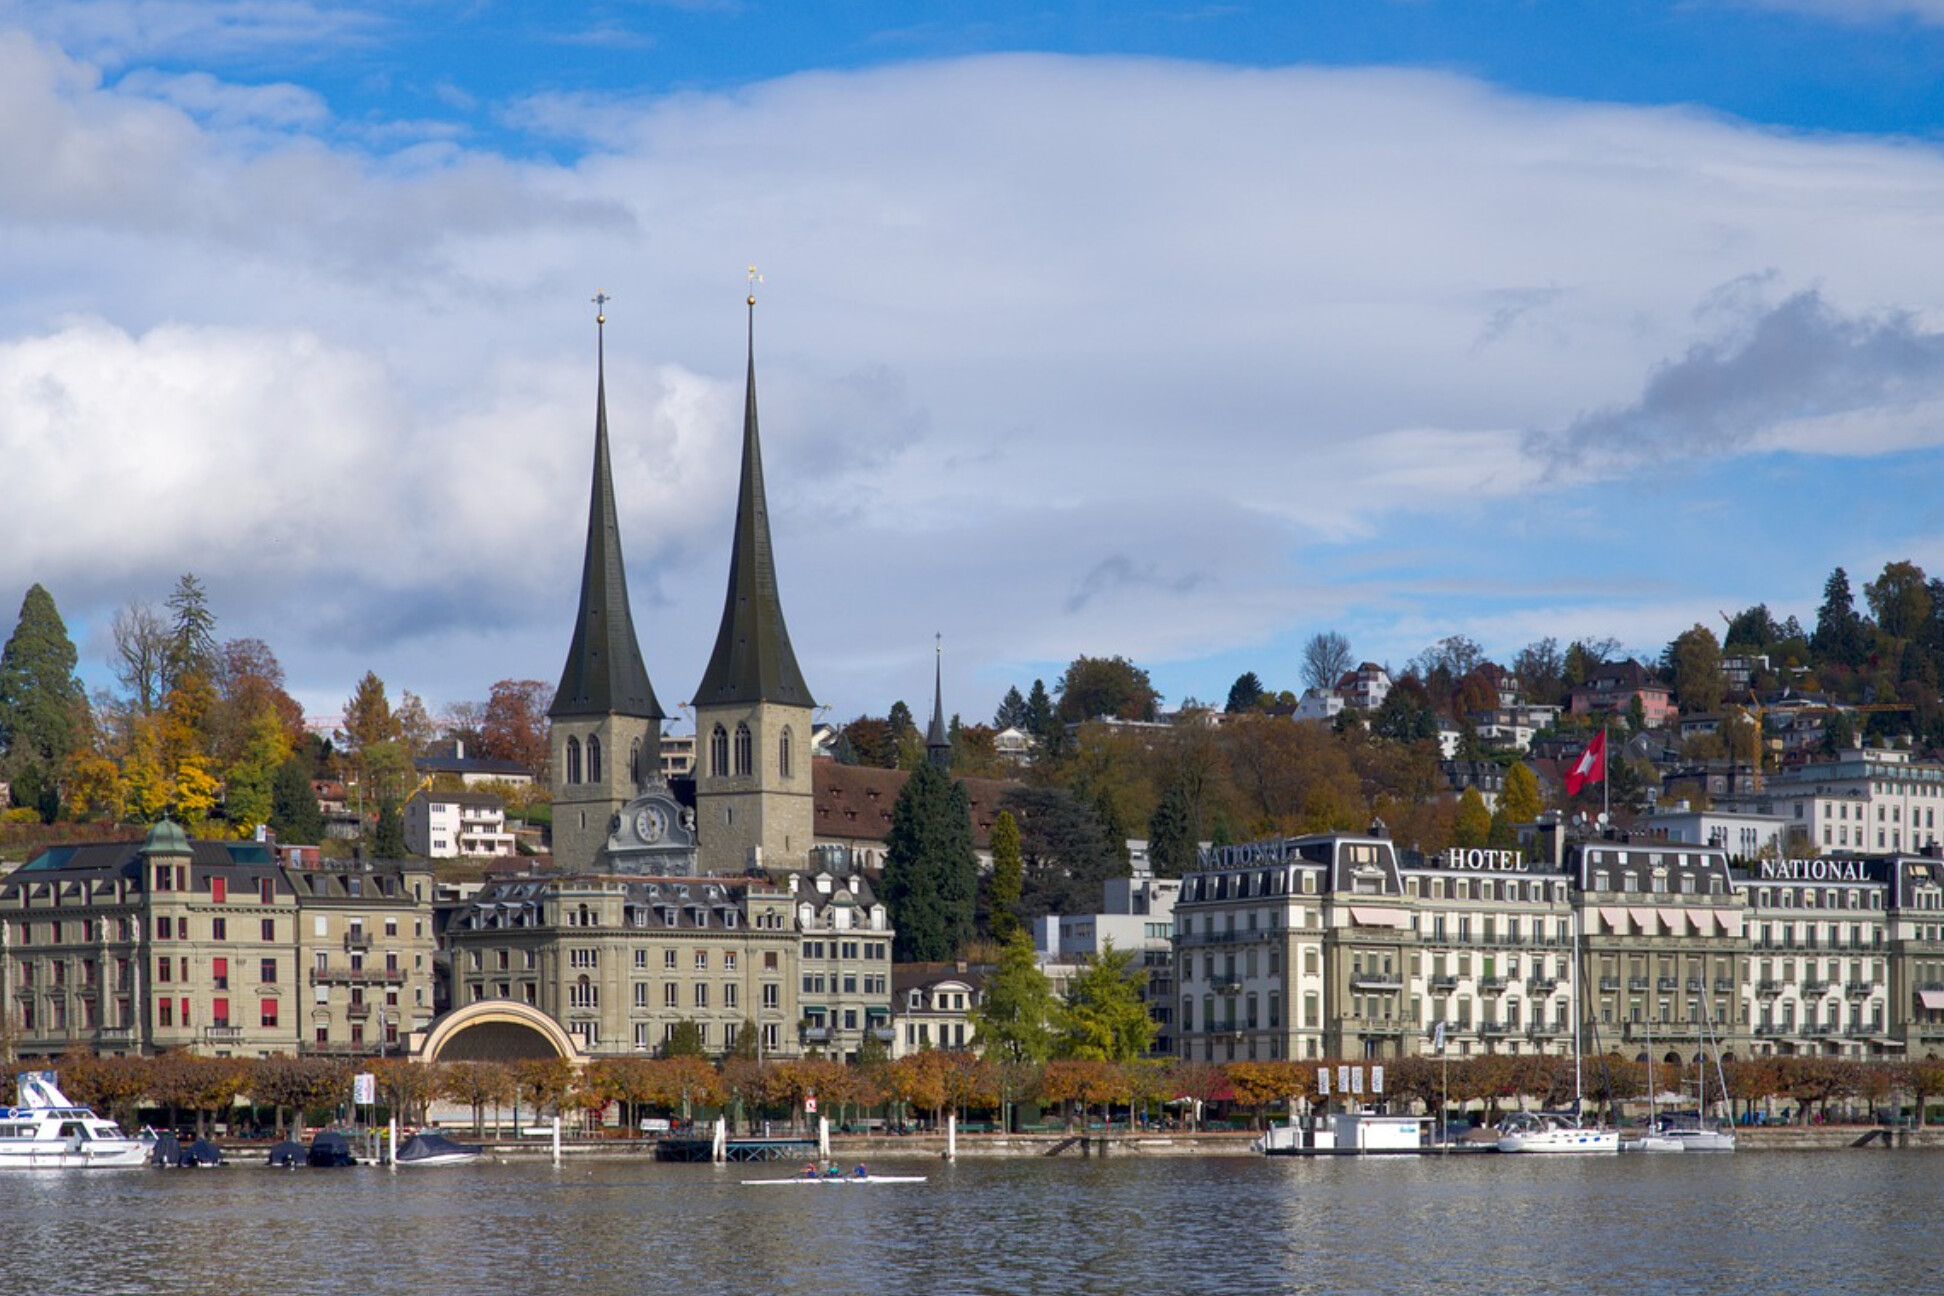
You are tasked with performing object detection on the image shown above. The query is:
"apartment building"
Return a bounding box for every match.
[442,874,800,1057]
[786,849,894,1061]
[0,821,434,1058]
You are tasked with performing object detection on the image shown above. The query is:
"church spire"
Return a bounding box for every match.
[550,293,663,721]
[926,635,951,770]
[694,282,815,708]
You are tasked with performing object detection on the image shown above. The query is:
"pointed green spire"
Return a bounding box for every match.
[694,293,815,709]
[926,635,950,770]
[550,301,663,720]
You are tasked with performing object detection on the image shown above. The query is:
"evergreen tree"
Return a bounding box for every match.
[373,796,407,857]
[1224,672,1266,714]
[268,753,326,843]
[1024,679,1057,741]
[0,584,88,805]
[658,1020,706,1058]
[881,761,979,961]
[164,573,218,692]
[987,810,1024,941]
[1093,785,1131,872]
[1007,785,1120,922]
[993,686,1029,731]
[1147,780,1195,876]
[1813,566,1868,668]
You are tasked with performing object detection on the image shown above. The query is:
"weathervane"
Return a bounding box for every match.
[747,265,764,306]
[592,288,610,324]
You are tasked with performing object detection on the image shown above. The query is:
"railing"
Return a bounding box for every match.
[1628,978,1649,991]
[309,967,405,986]
[1527,978,1560,994]
[1480,977,1509,992]
[1351,975,1404,991]
[1479,1021,1512,1035]
[1215,981,1243,996]
[346,1002,372,1019]
[1803,980,1831,995]
[1430,976,1458,992]
[203,1025,242,1041]
[344,931,371,952]
[1846,981,1874,997]
[1525,1023,1567,1038]
[1657,978,1678,992]
[1599,977,1620,991]
[1715,978,1736,992]
[1757,980,1784,996]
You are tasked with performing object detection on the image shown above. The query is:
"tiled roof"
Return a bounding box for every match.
[811,759,1020,849]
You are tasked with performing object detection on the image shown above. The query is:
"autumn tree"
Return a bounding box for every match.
[1667,624,1726,714]
[971,931,1058,1066]
[1501,761,1542,825]
[1056,655,1159,724]
[111,601,170,716]
[1059,943,1154,1063]
[1300,631,1353,694]
[1866,560,1931,643]
[480,679,552,778]
[1451,787,1492,849]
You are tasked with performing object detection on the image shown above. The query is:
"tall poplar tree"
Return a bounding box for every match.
[880,761,979,961]
[0,584,88,817]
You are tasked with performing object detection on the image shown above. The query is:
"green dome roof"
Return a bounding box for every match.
[142,819,192,858]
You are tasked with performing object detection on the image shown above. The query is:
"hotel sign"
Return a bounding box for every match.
[1198,838,1298,869]
[1438,848,1527,872]
[1758,859,1868,883]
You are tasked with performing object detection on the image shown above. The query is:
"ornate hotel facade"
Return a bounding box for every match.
[1173,826,1944,1067]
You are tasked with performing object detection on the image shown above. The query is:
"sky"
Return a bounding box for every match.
[7,1,1944,735]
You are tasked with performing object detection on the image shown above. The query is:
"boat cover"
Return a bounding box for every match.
[395,1132,482,1163]
[308,1131,358,1167]
[267,1140,306,1167]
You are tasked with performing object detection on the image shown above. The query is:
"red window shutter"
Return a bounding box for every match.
[211,877,227,904]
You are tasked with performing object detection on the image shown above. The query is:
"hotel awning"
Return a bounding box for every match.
[1347,906,1411,928]
[1600,906,1630,934]
[1629,906,1661,934]
[1918,989,1944,1011]
[1662,910,1691,937]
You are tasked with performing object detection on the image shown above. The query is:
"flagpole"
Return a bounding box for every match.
[1602,719,1610,824]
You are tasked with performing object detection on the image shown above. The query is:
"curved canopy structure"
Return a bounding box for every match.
[416,1001,583,1064]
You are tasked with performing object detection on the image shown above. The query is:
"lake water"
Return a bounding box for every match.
[6,1149,1935,1296]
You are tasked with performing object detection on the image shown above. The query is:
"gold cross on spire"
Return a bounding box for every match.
[592,288,611,325]
[747,264,764,306]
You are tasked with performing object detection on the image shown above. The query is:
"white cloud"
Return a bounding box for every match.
[1739,1,1944,24]
[0,1,380,67]
[9,41,1944,715]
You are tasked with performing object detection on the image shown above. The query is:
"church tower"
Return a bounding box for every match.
[926,637,952,772]
[548,296,664,872]
[692,288,816,874]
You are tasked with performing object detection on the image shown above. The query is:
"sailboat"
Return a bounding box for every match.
[1647,1006,1737,1152]
[1498,900,1619,1154]
[1621,1013,1684,1153]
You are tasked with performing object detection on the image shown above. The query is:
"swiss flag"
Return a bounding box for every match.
[1564,729,1607,796]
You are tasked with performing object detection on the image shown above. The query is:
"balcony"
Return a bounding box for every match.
[1430,976,1458,993]
[346,1002,372,1019]
[202,1025,242,1042]
[1715,978,1736,993]
[1215,981,1243,996]
[1479,1021,1513,1036]
[1757,980,1784,996]
[309,966,405,986]
[344,930,371,952]
[1527,978,1560,995]
[1351,974,1404,991]
[1686,979,1706,994]
[1846,981,1874,998]
[1599,977,1620,992]
[1525,1023,1567,1039]
[1802,980,1832,995]
[800,1024,831,1044]
[1657,978,1678,993]
[869,1027,895,1044]
[1628,978,1649,992]
[1480,977,1509,993]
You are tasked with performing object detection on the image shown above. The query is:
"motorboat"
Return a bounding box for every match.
[0,1071,151,1170]
[150,1133,225,1167]
[307,1130,359,1167]
[1643,1116,1736,1152]
[1495,1111,1620,1154]
[394,1132,483,1167]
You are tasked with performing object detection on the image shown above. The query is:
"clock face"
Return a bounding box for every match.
[634,805,669,843]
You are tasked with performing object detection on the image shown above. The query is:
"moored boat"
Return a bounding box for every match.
[1496,1110,1621,1154]
[394,1132,483,1167]
[0,1071,151,1170]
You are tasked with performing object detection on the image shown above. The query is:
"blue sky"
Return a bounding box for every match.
[5,0,1944,730]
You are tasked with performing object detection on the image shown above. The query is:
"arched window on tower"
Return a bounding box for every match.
[587,735,602,784]
[565,736,582,785]
[630,738,641,786]
[734,723,753,777]
[710,725,729,778]
[779,727,793,780]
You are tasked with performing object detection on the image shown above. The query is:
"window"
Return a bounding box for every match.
[694,984,709,1009]
[566,736,582,784]
[723,951,738,973]
[664,949,678,970]
[734,723,753,777]
[259,878,275,904]
[158,999,173,1027]
[710,725,729,777]
[212,997,230,1028]
[211,877,227,904]
[212,957,229,990]
[588,734,602,784]
[630,738,641,786]
[570,977,598,1009]
[634,949,648,969]
[212,917,227,941]
[694,950,708,971]
[724,983,739,1009]
[762,983,780,1009]
[156,957,172,984]
[260,919,276,942]
[260,959,278,983]
[156,916,172,941]
[260,998,279,1029]
[764,952,779,971]
[664,983,679,1008]
[779,728,793,780]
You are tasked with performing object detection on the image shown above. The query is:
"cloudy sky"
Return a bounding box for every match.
[6,1,1944,733]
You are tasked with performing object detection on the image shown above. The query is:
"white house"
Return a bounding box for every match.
[403,790,516,859]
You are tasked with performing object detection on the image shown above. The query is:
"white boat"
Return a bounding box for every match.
[1496,1110,1621,1154]
[0,1071,151,1170]
[743,1170,928,1185]
[1643,1121,1735,1152]
[1499,905,1617,1155]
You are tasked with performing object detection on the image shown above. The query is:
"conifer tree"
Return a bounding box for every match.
[0,584,88,812]
[881,761,978,961]
[269,754,326,843]
[987,810,1024,940]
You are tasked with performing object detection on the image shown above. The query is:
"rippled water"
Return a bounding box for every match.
[4,1149,1935,1296]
